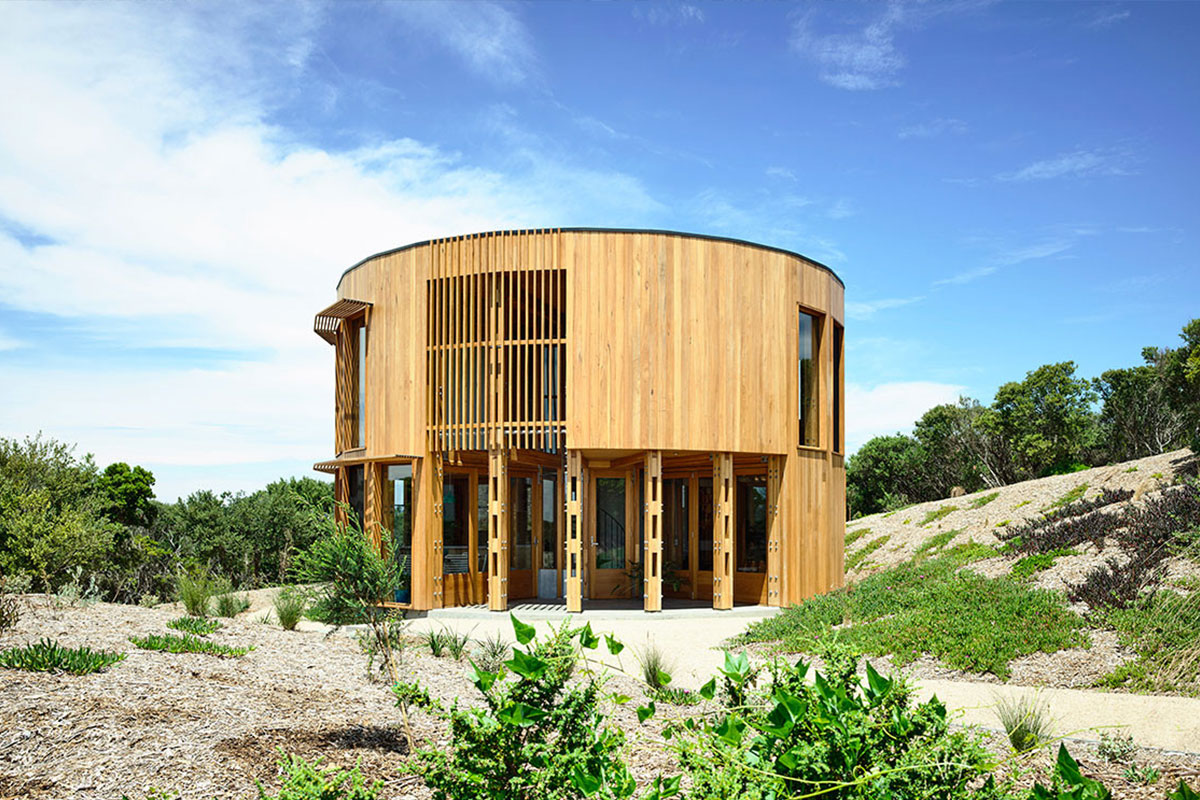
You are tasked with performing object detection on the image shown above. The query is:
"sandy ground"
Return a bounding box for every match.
[2,596,1199,799]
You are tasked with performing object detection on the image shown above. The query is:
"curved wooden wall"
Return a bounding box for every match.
[331,229,845,603]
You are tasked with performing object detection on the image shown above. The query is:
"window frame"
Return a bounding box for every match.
[796,303,826,452]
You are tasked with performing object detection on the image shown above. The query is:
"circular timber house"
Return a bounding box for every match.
[313,228,845,613]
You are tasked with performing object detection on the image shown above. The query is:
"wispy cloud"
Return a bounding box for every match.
[898,117,968,139]
[845,296,922,319]
[790,3,908,90]
[1087,8,1131,28]
[766,166,796,181]
[633,2,706,26]
[934,230,1089,286]
[827,198,856,220]
[933,266,996,286]
[385,1,538,86]
[997,148,1134,182]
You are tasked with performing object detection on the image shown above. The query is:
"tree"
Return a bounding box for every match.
[986,362,1098,479]
[97,462,156,527]
[912,402,988,497]
[846,435,929,516]
[1094,365,1186,461]
[0,434,119,589]
[1148,318,1200,452]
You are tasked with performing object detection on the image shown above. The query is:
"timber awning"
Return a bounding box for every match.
[313,298,371,345]
[313,452,420,474]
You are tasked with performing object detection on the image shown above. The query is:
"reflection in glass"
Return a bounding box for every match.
[664,478,688,569]
[737,475,768,573]
[510,477,533,570]
[595,477,625,570]
[382,464,414,601]
[799,310,820,447]
[477,478,489,572]
[698,477,713,571]
[541,472,557,569]
[442,475,469,574]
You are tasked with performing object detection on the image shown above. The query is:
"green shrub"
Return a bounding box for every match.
[993,692,1052,752]
[1123,764,1160,785]
[0,638,126,674]
[215,592,250,618]
[742,554,1084,678]
[1011,548,1077,581]
[130,632,252,657]
[664,650,1008,800]
[915,529,960,557]
[176,570,219,617]
[256,751,381,800]
[272,587,307,631]
[846,534,889,571]
[1096,730,1136,764]
[167,616,221,636]
[844,527,870,547]
[971,492,1000,509]
[398,616,637,800]
[920,504,958,526]
[1031,745,1113,800]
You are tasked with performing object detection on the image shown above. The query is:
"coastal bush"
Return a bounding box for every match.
[214,590,250,617]
[272,587,307,631]
[176,569,218,617]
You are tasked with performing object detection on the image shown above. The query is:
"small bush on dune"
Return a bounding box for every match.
[256,751,381,800]
[0,638,126,674]
[167,616,221,636]
[130,632,252,657]
[176,570,219,617]
[215,591,250,618]
[272,587,307,631]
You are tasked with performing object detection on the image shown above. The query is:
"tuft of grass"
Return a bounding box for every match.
[995,520,1010,528]
[176,571,219,617]
[1010,547,1078,581]
[471,631,510,673]
[970,492,1000,509]
[635,641,674,691]
[444,628,472,660]
[942,540,1000,565]
[1125,466,1139,473]
[882,511,896,518]
[741,552,1084,678]
[257,752,382,800]
[167,616,221,636]
[1014,500,1031,509]
[214,592,250,618]
[130,632,252,657]
[1045,483,1089,512]
[920,505,958,527]
[272,587,307,631]
[902,518,910,525]
[1124,764,1160,785]
[1099,590,1200,695]
[844,527,870,547]
[653,686,700,705]
[423,628,451,658]
[994,692,1053,752]
[846,535,890,572]
[915,529,960,557]
[0,638,126,675]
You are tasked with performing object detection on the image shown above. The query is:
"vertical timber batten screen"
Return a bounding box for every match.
[426,231,566,455]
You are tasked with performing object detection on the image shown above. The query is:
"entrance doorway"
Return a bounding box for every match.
[589,472,635,598]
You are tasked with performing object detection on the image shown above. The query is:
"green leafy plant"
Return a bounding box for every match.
[214,591,250,618]
[1031,745,1112,800]
[167,616,221,636]
[915,528,960,557]
[423,627,449,657]
[256,751,381,800]
[971,492,1000,509]
[176,569,218,617]
[399,616,638,800]
[663,649,1006,800]
[993,691,1052,752]
[844,527,870,547]
[129,632,251,657]
[272,587,307,631]
[1122,764,1160,785]
[445,627,472,660]
[635,641,674,692]
[472,630,509,674]
[1046,484,1089,511]
[1096,730,1136,764]
[1169,780,1200,800]
[0,638,126,674]
[1011,548,1077,581]
[845,534,890,571]
[356,617,408,682]
[920,504,959,526]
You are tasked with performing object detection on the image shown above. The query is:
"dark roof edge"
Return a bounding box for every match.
[335,227,845,291]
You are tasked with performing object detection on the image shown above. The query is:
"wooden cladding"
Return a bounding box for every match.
[426,233,566,453]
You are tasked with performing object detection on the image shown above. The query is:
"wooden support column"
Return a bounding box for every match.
[487,448,509,611]
[411,454,440,611]
[565,449,584,613]
[334,467,349,529]
[643,451,663,612]
[712,453,734,611]
[430,454,444,609]
[364,462,382,554]
[766,455,784,607]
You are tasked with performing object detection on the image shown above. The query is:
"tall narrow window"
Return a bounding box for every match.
[798,309,821,447]
[382,463,414,603]
[541,472,558,569]
[833,322,844,453]
[510,477,533,569]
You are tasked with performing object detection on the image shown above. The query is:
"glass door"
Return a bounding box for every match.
[441,472,473,606]
[508,475,535,600]
[589,472,631,598]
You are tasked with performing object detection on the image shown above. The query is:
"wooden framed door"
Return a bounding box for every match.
[693,475,715,601]
[733,471,769,605]
[440,471,475,606]
[588,470,636,599]
[508,473,536,600]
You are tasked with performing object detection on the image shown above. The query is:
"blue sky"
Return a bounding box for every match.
[0,1,1196,501]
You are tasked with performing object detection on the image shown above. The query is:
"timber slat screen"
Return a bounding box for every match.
[426,232,566,456]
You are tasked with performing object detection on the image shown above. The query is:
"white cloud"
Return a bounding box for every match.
[845,296,921,320]
[766,166,796,181]
[0,2,659,500]
[385,1,538,86]
[790,3,908,90]
[827,198,856,219]
[1087,9,1131,28]
[633,3,706,26]
[846,381,965,454]
[997,148,1134,182]
[898,117,968,139]
[932,266,996,287]
[0,333,25,351]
